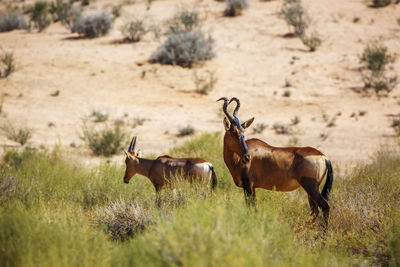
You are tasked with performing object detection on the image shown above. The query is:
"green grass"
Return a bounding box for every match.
[1,133,400,266]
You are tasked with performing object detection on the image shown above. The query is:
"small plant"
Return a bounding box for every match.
[360,41,397,95]
[95,200,152,241]
[167,8,200,33]
[224,0,249,17]
[151,30,215,68]
[81,0,90,6]
[283,90,291,97]
[178,125,195,137]
[392,115,400,135]
[49,0,82,30]
[280,0,309,36]
[272,123,292,135]
[30,1,51,31]
[81,123,126,156]
[372,0,392,7]
[72,13,112,38]
[0,12,28,32]
[91,110,108,123]
[132,117,146,128]
[1,122,33,146]
[120,18,147,42]
[301,32,321,52]
[112,5,122,19]
[252,123,267,134]
[0,52,16,78]
[193,70,217,95]
[291,116,300,125]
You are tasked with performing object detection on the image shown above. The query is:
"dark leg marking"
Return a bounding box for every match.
[241,166,255,205]
[307,194,319,218]
[300,177,330,226]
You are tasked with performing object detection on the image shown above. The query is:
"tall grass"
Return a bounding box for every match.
[0,133,400,266]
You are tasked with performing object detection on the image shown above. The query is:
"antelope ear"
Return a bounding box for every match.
[124,150,134,160]
[136,150,142,158]
[241,117,255,129]
[223,117,230,131]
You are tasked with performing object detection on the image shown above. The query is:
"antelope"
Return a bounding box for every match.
[217,97,333,224]
[123,136,218,194]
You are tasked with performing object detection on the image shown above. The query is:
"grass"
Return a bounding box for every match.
[1,133,400,265]
[0,52,16,78]
[1,121,33,145]
[30,1,51,32]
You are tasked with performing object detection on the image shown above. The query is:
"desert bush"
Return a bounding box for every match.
[30,1,51,31]
[178,125,195,137]
[49,0,82,30]
[280,0,309,36]
[193,70,217,95]
[112,4,122,19]
[91,110,108,122]
[120,18,147,42]
[272,122,292,134]
[151,30,215,67]
[372,0,392,7]
[95,199,152,240]
[224,0,249,17]
[301,32,322,51]
[0,12,28,32]
[1,122,33,146]
[252,123,267,134]
[0,52,16,78]
[81,123,126,156]
[72,13,112,38]
[167,8,200,34]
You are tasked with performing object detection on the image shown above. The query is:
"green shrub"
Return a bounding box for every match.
[72,13,112,38]
[0,12,28,32]
[112,4,122,19]
[281,0,308,36]
[178,125,195,137]
[81,123,126,156]
[372,0,392,7]
[91,110,108,122]
[151,30,215,68]
[224,0,249,17]
[360,41,395,74]
[301,32,322,51]
[30,1,51,31]
[1,122,33,146]
[167,8,200,33]
[0,52,16,78]
[49,0,82,30]
[120,18,147,42]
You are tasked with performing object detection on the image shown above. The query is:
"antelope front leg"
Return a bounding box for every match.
[241,166,255,206]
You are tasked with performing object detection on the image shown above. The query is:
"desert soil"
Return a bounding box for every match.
[0,0,399,169]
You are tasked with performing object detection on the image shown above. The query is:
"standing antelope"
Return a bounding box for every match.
[123,136,218,194]
[217,97,333,224]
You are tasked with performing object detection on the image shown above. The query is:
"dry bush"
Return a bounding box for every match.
[1,122,33,146]
[0,12,28,32]
[224,0,249,17]
[72,13,112,38]
[95,199,152,240]
[0,52,16,78]
[30,1,51,31]
[193,70,217,95]
[120,18,148,42]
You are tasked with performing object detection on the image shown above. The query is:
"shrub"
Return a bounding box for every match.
[0,12,28,32]
[193,70,217,95]
[252,123,267,134]
[72,13,112,38]
[151,30,215,68]
[30,1,51,31]
[280,0,309,36]
[120,18,147,42]
[1,122,33,146]
[95,200,152,240]
[91,110,108,123]
[112,5,122,19]
[272,122,292,134]
[178,125,195,137]
[49,0,82,30]
[0,52,16,78]
[360,41,395,74]
[81,123,126,156]
[224,0,249,17]
[167,8,200,33]
[372,0,392,7]
[301,32,321,51]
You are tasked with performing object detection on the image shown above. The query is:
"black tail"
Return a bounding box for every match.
[210,165,218,190]
[321,159,333,201]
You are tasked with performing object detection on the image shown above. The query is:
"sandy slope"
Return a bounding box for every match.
[0,0,399,168]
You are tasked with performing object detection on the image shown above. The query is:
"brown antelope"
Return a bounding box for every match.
[217,97,333,224]
[123,136,218,194]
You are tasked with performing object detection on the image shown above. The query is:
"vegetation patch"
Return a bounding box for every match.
[72,13,112,38]
[0,12,28,32]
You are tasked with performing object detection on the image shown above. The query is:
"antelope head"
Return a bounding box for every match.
[217,97,254,164]
[123,136,142,184]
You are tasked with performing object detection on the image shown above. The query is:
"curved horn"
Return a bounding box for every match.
[128,136,137,152]
[217,97,234,122]
[229,97,240,118]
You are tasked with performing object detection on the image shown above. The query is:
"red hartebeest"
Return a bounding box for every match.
[123,136,218,194]
[217,97,333,224]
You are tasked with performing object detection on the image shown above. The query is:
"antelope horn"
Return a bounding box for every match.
[217,97,234,122]
[229,97,240,118]
[128,136,137,152]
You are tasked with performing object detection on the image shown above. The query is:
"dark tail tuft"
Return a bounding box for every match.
[321,159,333,201]
[210,165,218,190]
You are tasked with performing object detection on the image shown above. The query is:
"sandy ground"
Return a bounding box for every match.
[0,0,399,169]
